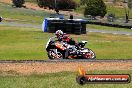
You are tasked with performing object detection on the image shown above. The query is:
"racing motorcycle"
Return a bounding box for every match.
[46,36,96,60]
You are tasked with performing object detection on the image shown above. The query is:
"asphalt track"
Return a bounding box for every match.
[0,59,132,63]
[1,21,132,35]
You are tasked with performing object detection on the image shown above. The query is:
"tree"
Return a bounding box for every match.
[80,0,87,5]
[36,0,44,8]
[37,0,77,10]
[12,0,25,7]
[84,0,107,17]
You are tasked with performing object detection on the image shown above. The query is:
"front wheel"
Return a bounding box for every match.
[48,50,63,60]
[83,49,96,59]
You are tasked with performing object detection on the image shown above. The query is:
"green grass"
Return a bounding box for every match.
[0,3,51,24]
[0,70,131,88]
[87,24,132,32]
[25,0,37,3]
[73,0,80,4]
[76,33,132,59]
[0,26,132,60]
[107,4,132,18]
[0,26,51,60]
[75,5,85,14]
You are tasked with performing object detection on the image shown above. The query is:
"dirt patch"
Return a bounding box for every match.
[0,61,132,75]
[0,0,12,4]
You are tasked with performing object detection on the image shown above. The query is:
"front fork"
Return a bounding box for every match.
[50,49,59,58]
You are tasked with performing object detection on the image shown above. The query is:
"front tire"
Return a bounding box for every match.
[48,50,63,60]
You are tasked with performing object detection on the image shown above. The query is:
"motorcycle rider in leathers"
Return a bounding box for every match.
[55,30,78,58]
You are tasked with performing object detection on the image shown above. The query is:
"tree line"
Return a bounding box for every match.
[12,0,107,16]
[12,0,132,22]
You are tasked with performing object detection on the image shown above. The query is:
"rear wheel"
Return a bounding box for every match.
[83,49,96,59]
[48,50,63,60]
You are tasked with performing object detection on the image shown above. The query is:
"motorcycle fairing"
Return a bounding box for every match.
[55,42,66,50]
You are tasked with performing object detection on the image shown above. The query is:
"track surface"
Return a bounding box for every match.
[1,21,132,35]
[0,60,132,74]
[0,59,132,63]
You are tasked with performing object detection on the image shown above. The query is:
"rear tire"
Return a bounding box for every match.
[83,49,96,59]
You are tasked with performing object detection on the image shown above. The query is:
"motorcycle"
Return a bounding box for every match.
[46,36,96,60]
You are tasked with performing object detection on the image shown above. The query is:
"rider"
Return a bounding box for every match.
[55,30,78,58]
[55,30,76,45]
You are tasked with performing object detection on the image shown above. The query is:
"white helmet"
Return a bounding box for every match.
[55,30,64,40]
[55,30,63,36]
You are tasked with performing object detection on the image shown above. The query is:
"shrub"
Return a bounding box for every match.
[80,0,87,5]
[57,0,77,9]
[84,0,107,17]
[37,0,77,10]
[12,0,25,7]
[36,0,44,8]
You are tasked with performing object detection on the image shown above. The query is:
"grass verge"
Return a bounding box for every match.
[0,2,51,24]
[87,24,132,32]
[0,26,132,60]
[0,70,131,88]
